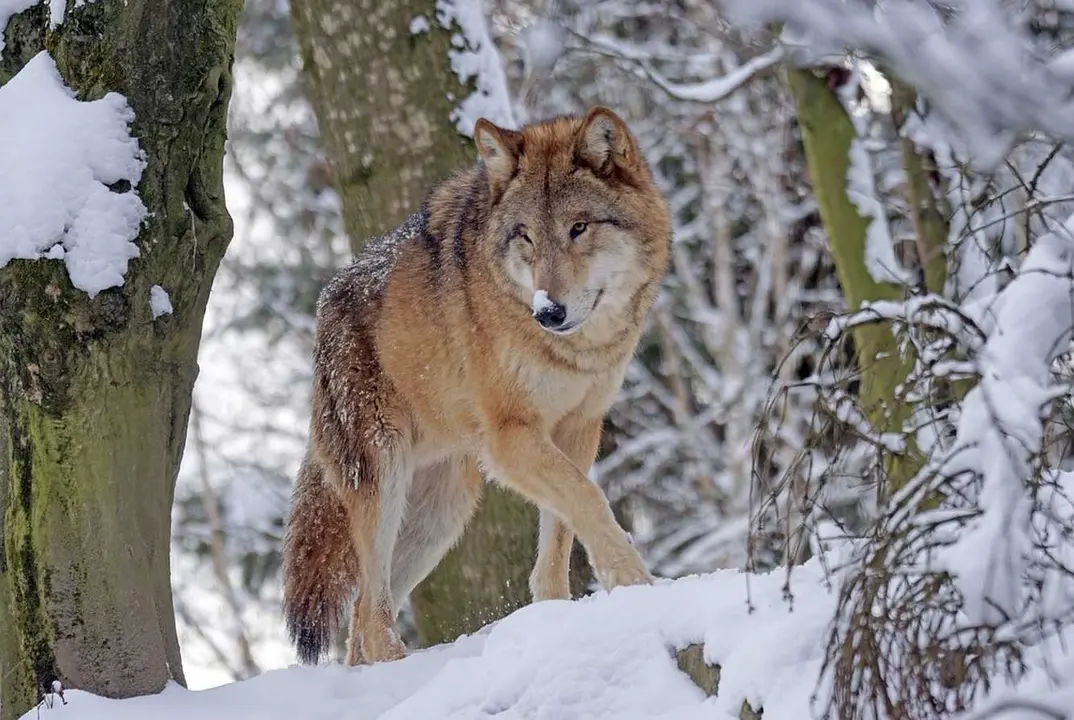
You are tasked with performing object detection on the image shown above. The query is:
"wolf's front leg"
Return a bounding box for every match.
[531,509,573,601]
[483,415,652,593]
[530,415,604,601]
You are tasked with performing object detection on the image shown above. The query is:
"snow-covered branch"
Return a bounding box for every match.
[730,0,1074,168]
[936,212,1074,625]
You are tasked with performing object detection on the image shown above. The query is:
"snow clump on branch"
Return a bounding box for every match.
[0,51,146,297]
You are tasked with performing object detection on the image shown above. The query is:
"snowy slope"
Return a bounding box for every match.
[22,548,1074,718]
[27,560,837,720]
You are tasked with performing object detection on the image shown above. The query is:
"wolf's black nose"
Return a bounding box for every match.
[534,301,568,329]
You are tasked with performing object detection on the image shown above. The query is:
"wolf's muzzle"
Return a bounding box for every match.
[534,301,568,330]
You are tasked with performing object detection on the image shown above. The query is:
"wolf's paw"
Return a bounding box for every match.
[529,565,571,602]
[595,551,654,591]
[361,630,408,664]
[345,641,367,667]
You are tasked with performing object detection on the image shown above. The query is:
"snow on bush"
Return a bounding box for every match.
[819,220,1074,712]
[0,51,146,297]
[721,1,1074,713]
[933,216,1074,624]
[728,0,1074,169]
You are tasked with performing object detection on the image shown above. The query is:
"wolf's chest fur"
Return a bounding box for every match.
[503,346,620,428]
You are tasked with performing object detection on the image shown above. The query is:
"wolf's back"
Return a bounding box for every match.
[282,454,358,664]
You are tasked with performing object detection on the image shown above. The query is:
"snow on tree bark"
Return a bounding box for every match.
[0,0,241,716]
[890,79,949,297]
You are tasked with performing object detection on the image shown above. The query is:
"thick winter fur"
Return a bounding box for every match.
[282,107,672,665]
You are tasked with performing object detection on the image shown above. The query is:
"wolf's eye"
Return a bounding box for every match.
[570,221,588,240]
[512,224,533,245]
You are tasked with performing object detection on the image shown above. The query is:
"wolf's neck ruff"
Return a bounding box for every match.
[283,107,672,668]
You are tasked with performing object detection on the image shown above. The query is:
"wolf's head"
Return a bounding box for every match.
[472,107,670,337]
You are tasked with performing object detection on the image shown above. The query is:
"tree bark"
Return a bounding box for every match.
[290,0,591,649]
[890,78,949,297]
[290,0,473,246]
[786,68,922,496]
[0,0,241,716]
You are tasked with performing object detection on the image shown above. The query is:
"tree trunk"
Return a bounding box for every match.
[0,0,241,716]
[786,68,922,496]
[890,78,949,297]
[290,0,473,245]
[290,0,590,649]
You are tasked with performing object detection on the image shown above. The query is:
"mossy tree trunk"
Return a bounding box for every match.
[290,0,590,649]
[0,0,241,717]
[786,68,922,497]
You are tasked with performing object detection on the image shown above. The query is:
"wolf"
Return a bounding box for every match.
[282,106,672,665]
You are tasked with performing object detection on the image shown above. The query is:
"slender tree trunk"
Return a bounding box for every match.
[291,0,587,649]
[786,68,922,496]
[0,0,241,716]
[890,79,949,297]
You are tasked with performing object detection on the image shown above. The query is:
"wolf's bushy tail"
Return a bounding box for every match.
[282,454,358,664]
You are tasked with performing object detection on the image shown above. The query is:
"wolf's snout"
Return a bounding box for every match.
[534,301,568,329]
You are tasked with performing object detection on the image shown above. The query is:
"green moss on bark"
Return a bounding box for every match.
[787,68,922,496]
[3,402,63,712]
[0,0,242,716]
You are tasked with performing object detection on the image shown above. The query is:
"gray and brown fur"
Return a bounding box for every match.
[282,107,672,665]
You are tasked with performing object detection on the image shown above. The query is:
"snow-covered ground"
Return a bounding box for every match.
[39,549,1074,719]
[25,559,838,720]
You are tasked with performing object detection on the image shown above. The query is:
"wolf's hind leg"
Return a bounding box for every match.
[342,445,414,664]
[343,593,368,666]
[390,455,483,610]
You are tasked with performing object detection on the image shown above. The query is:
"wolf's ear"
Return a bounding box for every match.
[474,118,522,196]
[575,106,639,176]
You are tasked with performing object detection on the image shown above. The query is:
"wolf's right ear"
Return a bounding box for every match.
[474,119,522,197]
[575,106,639,177]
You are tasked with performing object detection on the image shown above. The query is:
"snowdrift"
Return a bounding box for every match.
[29,560,836,719]
[26,549,1074,719]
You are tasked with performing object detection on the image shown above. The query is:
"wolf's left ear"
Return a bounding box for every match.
[474,118,522,196]
[575,106,639,175]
